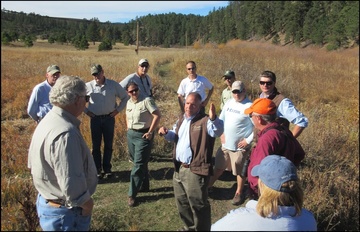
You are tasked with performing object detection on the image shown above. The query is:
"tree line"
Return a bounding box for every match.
[1,1,358,51]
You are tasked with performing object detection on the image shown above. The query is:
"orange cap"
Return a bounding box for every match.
[244,98,277,115]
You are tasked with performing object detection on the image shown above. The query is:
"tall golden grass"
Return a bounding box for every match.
[1,40,359,230]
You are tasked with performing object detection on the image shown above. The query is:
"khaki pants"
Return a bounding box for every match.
[173,166,211,231]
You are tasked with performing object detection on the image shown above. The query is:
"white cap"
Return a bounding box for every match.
[231,81,244,92]
[138,58,149,66]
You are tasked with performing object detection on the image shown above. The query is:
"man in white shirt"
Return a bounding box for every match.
[208,81,253,206]
[177,60,213,113]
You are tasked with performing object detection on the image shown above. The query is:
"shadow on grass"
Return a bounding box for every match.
[97,167,174,185]
[134,192,175,206]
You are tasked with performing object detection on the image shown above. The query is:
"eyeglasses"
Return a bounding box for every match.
[225,78,232,81]
[140,64,149,68]
[80,95,90,102]
[232,90,243,94]
[259,81,273,86]
[128,88,139,94]
[187,67,196,71]
[249,113,259,118]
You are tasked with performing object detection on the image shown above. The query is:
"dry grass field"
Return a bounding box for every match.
[1,40,359,231]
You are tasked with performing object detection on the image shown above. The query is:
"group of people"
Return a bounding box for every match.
[27,59,316,231]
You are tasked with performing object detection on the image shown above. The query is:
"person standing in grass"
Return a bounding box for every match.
[220,70,236,111]
[85,64,129,179]
[125,82,161,207]
[257,70,308,138]
[120,58,153,98]
[27,64,61,123]
[28,75,98,231]
[158,92,224,231]
[208,81,254,206]
[244,98,305,199]
[211,155,317,231]
[177,61,214,113]
[120,58,154,190]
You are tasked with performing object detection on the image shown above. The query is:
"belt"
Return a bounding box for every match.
[94,114,111,118]
[47,199,65,208]
[181,163,190,168]
[131,128,149,133]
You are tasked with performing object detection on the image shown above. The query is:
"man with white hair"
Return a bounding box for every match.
[28,75,98,231]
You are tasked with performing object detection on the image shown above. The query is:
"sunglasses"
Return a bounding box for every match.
[140,64,149,68]
[259,81,273,86]
[128,88,139,94]
[187,67,196,71]
[80,95,90,102]
[232,90,243,94]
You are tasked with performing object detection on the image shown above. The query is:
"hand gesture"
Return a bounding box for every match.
[208,103,216,120]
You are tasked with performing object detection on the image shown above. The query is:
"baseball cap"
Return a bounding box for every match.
[138,58,149,66]
[47,65,61,75]
[244,98,276,115]
[231,81,244,92]
[251,155,298,192]
[91,64,103,75]
[223,70,235,78]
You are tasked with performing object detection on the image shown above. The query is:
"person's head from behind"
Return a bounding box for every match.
[46,65,61,86]
[244,98,276,129]
[251,155,304,217]
[49,75,88,117]
[184,92,202,118]
[259,70,276,95]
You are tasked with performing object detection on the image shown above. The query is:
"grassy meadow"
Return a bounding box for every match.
[1,40,359,231]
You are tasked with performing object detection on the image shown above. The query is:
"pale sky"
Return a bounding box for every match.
[1,1,229,23]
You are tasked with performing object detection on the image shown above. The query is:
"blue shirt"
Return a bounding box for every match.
[260,93,308,128]
[164,113,224,164]
[211,200,317,231]
[27,80,52,121]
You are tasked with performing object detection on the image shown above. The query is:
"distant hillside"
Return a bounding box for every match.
[1,1,359,50]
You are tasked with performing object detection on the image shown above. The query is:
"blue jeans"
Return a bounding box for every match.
[36,194,91,231]
[90,115,115,173]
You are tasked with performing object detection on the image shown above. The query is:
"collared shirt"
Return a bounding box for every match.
[27,80,52,121]
[28,106,98,208]
[247,122,305,195]
[260,92,308,128]
[177,75,213,102]
[126,95,158,130]
[85,78,128,115]
[220,87,233,110]
[211,200,317,231]
[120,72,153,98]
[220,97,254,150]
[164,112,224,164]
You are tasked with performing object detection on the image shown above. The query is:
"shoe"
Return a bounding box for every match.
[97,173,103,179]
[177,226,189,231]
[232,193,245,206]
[104,172,113,178]
[128,197,135,207]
